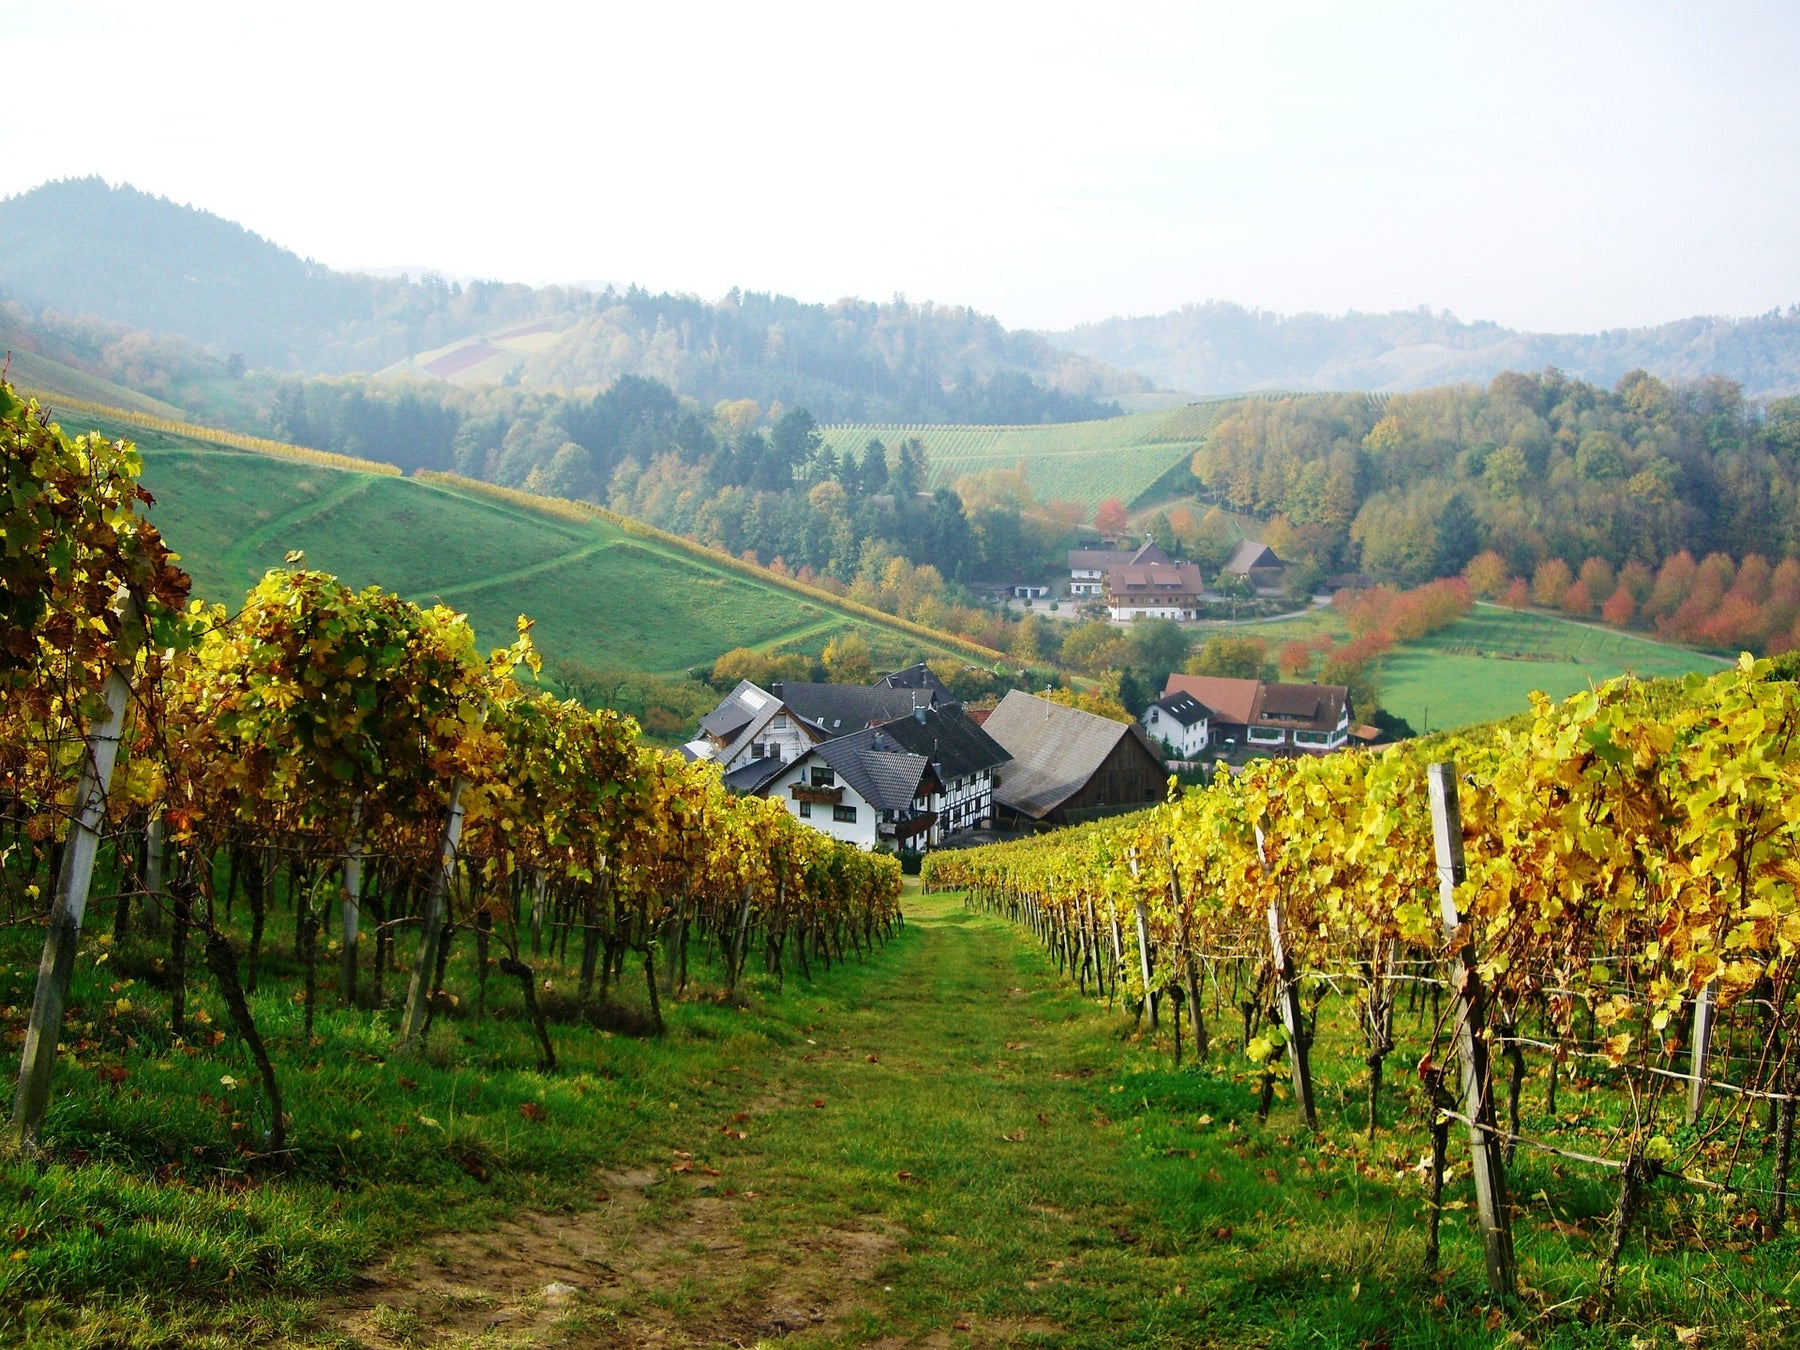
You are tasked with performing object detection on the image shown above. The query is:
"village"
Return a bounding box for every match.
[684,523,1377,857]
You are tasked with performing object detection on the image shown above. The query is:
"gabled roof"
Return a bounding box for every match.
[1164,674,1262,725]
[1225,540,1284,574]
[721,756,789,795]
[814,730,932,812]
[1147,691,1211,729]
[1106,562,1205,597]
[982,691,1161,819]
[774,681,946,735]
[1251,681,1348,732]
[867,705,1008,780]
[876,663,950,694]
[1070,539,1171,570]
[698,679,776,739]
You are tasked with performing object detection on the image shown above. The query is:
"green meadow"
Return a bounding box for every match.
[2,891,1787,1348]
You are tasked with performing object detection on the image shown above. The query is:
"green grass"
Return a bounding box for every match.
[819,401,1242,516]
[124,441,985,687]
[1374,605,1728,734]
[1204,604,1727,734]
[2,891,1789,1347]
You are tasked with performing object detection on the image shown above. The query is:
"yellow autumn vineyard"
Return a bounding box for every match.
[924,661,1800,1299]
[1,381,901,1153]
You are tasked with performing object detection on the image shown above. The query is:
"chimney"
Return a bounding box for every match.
[914,706,927,723]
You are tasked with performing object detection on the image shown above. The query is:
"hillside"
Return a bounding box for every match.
[818,400,1239,514]
[1051,299,1800,399]
[51,405,1003,735]
[0,179,1143,422]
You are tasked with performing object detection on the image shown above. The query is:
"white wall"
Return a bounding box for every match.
[765,761,880,849]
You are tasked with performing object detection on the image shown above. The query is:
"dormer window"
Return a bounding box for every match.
[773,714,788,729]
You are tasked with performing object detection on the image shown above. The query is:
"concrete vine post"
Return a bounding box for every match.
[339,798,364,1005]
[397,777,468,1054]
[10,656,133,1151]
[1254,819,1317,1132]
[1687,979,1718,1126]
[1427,760,1517,1303]
[1127,847,1157,1031]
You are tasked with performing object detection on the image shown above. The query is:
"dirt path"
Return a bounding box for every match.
[324,894,1111,1350]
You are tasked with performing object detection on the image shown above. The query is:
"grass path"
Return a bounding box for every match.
[326,894,1537,1350]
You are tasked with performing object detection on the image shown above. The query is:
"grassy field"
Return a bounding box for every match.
[124,437,988,692]
[1202,603,1727,732]
[818,401,1240,516]
[3,890,1787,1348]
[1376,604,1729,733]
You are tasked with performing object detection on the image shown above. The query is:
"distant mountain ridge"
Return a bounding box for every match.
[1049,301,1800,399]
[0,178,1139,424]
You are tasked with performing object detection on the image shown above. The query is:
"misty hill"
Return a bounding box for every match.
[0,178,1138,423]
[1049,301,1800,399]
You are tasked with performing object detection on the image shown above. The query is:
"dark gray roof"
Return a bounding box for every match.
[1252,681,1348,731]
[814,731,932,812]
[699,679,778,739]
[1070,539,1170,570]
[983,691,1160,819]
[876,663,950,694]
[773,681,946,735]
[1149,691,1211,728]
[870,705,1008,780]
[721,756,788,795]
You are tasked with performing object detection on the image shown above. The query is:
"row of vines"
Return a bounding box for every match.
[922,661,1799,1311]
[0,381,902,1158]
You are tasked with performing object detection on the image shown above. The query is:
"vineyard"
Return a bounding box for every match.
[817,400,1243,514]
[0,383,902,1330]
[924,664,1800,1333]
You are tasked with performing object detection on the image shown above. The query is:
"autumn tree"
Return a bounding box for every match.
[1095,497,1129,538]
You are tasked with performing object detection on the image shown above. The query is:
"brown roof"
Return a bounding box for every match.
[1251,681,1348,733]
[982,691,1160,819]
[1106,562,1205,596]
[1225,540,1284,574]
[1163,674,1260,724]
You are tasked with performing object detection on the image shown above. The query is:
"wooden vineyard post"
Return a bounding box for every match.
[397,777,468,1053]
[339,799,364,1005]
[1127,848,1157,1030]
[1164,838,1209,1061]
[10,660,133,1151]
[530,869,548,957]
[1427,760,1517,1303]
[1254,820,1317,1132]
[1687,979,1718,1126]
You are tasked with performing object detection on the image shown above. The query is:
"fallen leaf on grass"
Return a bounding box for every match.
[811,1098,826,1108]
[732,1112,752,1123]
[954,1320,972,1331]
[1005,1042,1029,1051]
[1483,1308,1503,1331]
[1212,1226,1232,1240]
[1002,1129,1026,1142]
[519,1102,546,1121]
[671,1161,693,1174]
[865,1054,880,1063]
[702,1166,722,1177]
[896,1170,914,1181]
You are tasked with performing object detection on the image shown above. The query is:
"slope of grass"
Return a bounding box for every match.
[131,443,986,685]
[819,400,1242,515]
[6,348,188,418]
[3,891,1787,1348]
[1375,604,1728,733]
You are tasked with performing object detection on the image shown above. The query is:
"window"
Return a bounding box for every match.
[773,714,788,729]
[832,804,858,823]
[798,800,812,818]
[810,767,836,788]
[751,743,765,759]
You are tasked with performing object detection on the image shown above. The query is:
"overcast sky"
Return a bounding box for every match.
[7,1,1798,333]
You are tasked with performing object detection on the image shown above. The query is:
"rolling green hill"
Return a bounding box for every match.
[818,400,1241,514]
[45,403,1006,735]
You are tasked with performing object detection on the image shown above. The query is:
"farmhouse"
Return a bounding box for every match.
[1069,538,1169,597]
[728,730,938,851]
[1162,674,1353,753]
[1103,561,1208,621]
[1222,540,1287,592]
[982,691,1166,826]
[1140,690,1211,759]
[696,668,1005,850]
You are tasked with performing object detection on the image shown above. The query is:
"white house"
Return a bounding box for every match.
[1069,539,1169,597]
[726,730,937,851]
[1141,691,1211,759]
[683,680,820,771]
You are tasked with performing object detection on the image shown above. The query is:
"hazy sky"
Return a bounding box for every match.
[7,1,1798,333]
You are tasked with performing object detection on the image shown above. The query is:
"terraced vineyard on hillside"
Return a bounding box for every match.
[819,399,1245,513]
